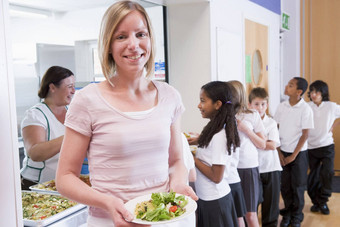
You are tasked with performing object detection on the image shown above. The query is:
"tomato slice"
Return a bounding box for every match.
[169,205,178,213]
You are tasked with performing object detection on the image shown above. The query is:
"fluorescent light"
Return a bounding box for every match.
[9,4,52,19]
[10,9,49,18]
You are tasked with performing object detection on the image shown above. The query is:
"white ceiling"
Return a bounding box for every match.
[8,0,161,12]
[9,0,112,12]
[8,0,209,12]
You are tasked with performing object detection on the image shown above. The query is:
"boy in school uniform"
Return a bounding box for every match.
[274,77,314,227]
[307,80,340,215]
[248,87,282,227]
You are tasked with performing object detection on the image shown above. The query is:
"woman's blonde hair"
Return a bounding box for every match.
[228,80,252,114]
[98,1,155,82]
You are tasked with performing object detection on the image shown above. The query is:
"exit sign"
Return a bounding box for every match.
[282,12,290,30]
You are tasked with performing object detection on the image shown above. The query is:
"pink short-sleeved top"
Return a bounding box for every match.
[65,80,184,218]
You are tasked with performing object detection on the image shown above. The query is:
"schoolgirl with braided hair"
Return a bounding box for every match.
[194,81,239,227]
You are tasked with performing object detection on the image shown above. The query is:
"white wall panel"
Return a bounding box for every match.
[210,0,281,115]
[0,0,23,226]
[280,0,300,101]
[167,2,211,132]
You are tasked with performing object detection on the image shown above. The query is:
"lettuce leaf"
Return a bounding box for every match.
[138,191,187,222]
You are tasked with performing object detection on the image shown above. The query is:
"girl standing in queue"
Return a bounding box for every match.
[228,80,266,227]
[194,81,239,227]
[224,82,247,227]
[56,1,197,227]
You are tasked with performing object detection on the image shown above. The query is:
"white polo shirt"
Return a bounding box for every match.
[258,114,282,173]
[225,147,240,184]
[181,133,195,180]
[274,99,314,153]
[237,111,266,168]
[308,101,340,149]
[195,129,230,201]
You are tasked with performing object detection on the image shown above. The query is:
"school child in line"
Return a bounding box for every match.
[225,81,247,227]
[306,80,340,215]
[194,81,239,227]
[182,133,197,184]
[274,77,314,227]
[229,80,266,227]
[248,87,282,227]
[179,133,197,226]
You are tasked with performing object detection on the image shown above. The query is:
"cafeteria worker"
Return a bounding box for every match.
[21,66,75,190]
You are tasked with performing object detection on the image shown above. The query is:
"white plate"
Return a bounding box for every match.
[189,145,197,151]
[124,193,197,225]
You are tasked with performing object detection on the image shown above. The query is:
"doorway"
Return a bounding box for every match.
[244,19,269,100]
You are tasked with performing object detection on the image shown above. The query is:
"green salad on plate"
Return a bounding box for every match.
[135,191,188,222]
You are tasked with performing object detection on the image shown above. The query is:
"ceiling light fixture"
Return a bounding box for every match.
[9,4,52,19]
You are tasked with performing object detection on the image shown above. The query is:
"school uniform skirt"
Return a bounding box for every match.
[230,182,247,218]
[238,167,260,212]
[197,193,238,227]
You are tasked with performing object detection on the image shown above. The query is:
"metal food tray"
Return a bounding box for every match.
[29,186,60,195]
[29,180,59,195]
[29,175,90,195]
[22,190,87,227]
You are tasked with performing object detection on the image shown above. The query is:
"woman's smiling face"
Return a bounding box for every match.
[110,10,151,74]
[53,76,75,105]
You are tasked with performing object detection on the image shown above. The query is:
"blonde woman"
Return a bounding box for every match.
[56,1,197,227]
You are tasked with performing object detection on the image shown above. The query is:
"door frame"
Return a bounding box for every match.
[0,0,24,226]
